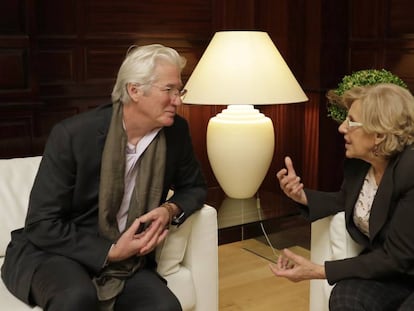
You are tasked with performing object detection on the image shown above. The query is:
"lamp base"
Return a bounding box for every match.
[207,105,275,199]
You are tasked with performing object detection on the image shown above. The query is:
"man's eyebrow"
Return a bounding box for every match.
[165,83,184,89]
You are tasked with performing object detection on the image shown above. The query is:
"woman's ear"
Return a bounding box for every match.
[126,83,142,102]
[375,133,386,145]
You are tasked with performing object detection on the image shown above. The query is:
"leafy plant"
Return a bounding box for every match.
[327,69,408,123]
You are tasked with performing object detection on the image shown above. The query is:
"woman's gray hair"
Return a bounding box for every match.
[111,44,186,104]
[342,83,414,158]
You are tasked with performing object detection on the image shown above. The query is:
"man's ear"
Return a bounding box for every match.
[127,83,142,102]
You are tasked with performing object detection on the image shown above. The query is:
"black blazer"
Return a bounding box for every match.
[302,145,414,285]
[1,103,207,304]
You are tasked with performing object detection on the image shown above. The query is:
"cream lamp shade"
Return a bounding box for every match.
[183,31,308,199]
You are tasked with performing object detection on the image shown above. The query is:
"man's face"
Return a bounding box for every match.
[137,61,183,128]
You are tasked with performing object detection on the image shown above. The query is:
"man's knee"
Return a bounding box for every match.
[47,285,98,311]
[149,296,182,311]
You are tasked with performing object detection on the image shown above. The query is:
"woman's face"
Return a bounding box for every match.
[338,100,377,162]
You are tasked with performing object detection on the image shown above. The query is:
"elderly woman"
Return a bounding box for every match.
[273,83,414,310]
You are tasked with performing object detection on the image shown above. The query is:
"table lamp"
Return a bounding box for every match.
[183,31,308,199]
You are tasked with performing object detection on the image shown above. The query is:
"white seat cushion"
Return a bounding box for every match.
[0,156,42,256]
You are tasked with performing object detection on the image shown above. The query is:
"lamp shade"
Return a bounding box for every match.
[183,31,308,105]
[183,31,308,199]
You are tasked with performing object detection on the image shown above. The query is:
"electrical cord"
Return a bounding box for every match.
[256,192,280,260]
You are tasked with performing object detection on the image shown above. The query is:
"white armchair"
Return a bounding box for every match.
[0,156,218,311]
[309,212,363,311]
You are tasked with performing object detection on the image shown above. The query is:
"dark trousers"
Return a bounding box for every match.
[30,255,182,311]
[329,278,414,311]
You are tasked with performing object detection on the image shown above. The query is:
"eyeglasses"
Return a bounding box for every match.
[345,117,363,129]
[151,84,187,100]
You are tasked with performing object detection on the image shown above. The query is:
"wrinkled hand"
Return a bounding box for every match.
[269,248,325,282]
[107,207,170,262]
[276,156,308,205]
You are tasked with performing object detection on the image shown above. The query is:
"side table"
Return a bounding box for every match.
[206,187,306,246]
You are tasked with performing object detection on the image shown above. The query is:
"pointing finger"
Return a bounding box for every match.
[284,156,297,177]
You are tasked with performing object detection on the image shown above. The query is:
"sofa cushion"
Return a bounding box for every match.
[155,213,194,276]
[0,157,42,257]
[329,211,363,260]
[162,266,195,310]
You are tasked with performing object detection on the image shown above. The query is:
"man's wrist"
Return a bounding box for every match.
[103,244,115,267]
[161,202,174,224]
[161,202,185,225]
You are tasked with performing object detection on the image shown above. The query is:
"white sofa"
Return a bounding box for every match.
[0,156,218,311]
[309,212,363,311]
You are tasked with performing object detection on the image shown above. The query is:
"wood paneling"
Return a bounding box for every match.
[0,115,33,157]
[349,0,414,92]
[0,0,35,101]
[83,0,212,36]
[0,50,28,89]
[85,48,124,82]
[2,0,414,202]
[0,102,43,157]
[388,0,414,35]
[36,0,77,35]
[0,1,27,35]
[350,0,382,38]
[37,49,75,84]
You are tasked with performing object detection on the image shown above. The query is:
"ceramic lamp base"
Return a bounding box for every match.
[207,105,275,199]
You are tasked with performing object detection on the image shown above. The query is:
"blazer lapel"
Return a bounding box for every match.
[368,155,399,241]
[96,103,113,156]
[344,162,370,244]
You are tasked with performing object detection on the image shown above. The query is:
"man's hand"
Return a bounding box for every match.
[107,207,171,262]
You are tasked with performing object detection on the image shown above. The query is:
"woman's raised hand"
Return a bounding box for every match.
[276,156,307,205]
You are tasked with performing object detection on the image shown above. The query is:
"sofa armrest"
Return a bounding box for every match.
[309,212,363,311]
[309,217,334,311]
[183,205,218,311]
[156,205,218,311]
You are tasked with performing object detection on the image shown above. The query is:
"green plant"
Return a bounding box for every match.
[327,69,408,123]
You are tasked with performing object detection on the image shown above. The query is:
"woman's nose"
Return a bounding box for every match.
[338,120,347,134]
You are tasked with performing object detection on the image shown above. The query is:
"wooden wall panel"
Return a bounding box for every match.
[385,45,414,88]
[350,0,383,38]
[0,50,28,89]
[36,0,77,35]
[261,103,306,191]
[0,1,27,34]
[309,0,348,191]
[0,0,35,101]
[0,0,315,197]
[83,0,212,36]
[3,0,413,201]
[85,48,124,82]
[349,0,414,92]
[0,115,33,157]
[388,0,414,35]
[0,0,213,161]
[211,0,256,30]
[37,49,76,84]
[179,104,217,186]
[350,49,380,71]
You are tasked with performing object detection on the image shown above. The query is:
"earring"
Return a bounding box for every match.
[373,144,379,157]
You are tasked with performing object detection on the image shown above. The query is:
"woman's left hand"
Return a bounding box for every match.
[269,248,326,282]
